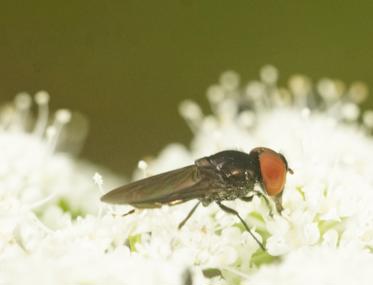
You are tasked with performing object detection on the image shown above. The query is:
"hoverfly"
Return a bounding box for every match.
[101,147,293,250]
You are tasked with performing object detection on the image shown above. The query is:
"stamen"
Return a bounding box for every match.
[238,110,256,128]
[29,212,53,234]
[138,160,149,178]
[245,81,267,110]
[317,79,342,106]
[93,172,107,217]
[272,88,292,107]
[93,172,104,193]
[363,110,373,129]
[216,99,238,122]
[33,90,50,137]
[341,102,360,122]
[179,100,203,132]
[55,109,72,124]
[260,65,278,85]
[14,92,32,110]
[47,109,72,153]
[207,85,226,116]
[288,75,311,108]
[14,92,32,131]
[220,70,240,92]
[0,104,16,130]
[28,193,57,210]
[348,81,368,104]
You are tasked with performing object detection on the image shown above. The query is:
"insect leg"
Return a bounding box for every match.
[122,209,136,217]
[240,196,254,202]
[241,192,274,217]
[216,201,265,251]
[178,202,201,230]
[251,190,274,217]
[273,195,284,214]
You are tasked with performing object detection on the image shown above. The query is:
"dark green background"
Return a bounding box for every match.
[1,1,373,176]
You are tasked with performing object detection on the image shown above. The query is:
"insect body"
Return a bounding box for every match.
[101,147,293,250]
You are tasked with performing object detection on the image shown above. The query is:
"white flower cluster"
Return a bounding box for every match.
[1,67,373,285]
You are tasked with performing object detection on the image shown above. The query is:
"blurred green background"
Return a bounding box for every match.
[1,1,373,176]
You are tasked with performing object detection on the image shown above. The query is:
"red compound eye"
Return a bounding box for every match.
[259,149,287,197]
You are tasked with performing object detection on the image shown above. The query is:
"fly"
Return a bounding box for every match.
[101,147,293,250]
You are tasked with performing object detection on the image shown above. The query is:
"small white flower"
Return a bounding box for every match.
[247,246,373,285]
[2,67,373,284]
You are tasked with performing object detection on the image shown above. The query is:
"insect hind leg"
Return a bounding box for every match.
[178,202,201,229]
[216,201,265,251]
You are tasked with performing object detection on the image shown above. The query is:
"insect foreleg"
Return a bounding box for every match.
[250,190,274,217]
[216,201,265,251]
[241,191,274,217]
[178,202,201,230]
[240,196,254,202]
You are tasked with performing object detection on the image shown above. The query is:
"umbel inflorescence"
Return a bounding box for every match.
[1,66,373,284]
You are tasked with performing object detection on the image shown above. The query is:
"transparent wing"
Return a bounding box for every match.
[101,164,222,208]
